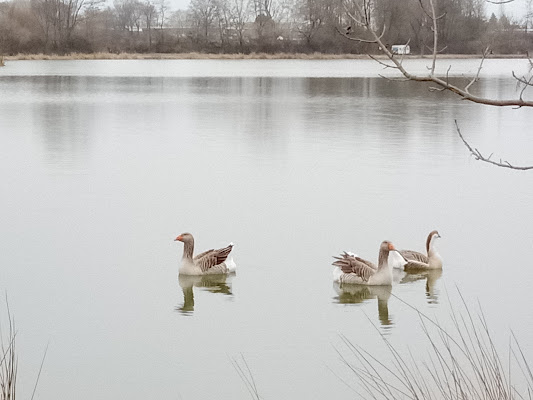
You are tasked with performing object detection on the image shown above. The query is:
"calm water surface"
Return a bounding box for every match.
[1,59,532,399]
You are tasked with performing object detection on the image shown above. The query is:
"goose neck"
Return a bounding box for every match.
[426,233,435,254]
[377,249,389,270]
[182,239,195,260]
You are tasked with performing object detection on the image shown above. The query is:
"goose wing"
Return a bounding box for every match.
[399,250,430,270]
[333,252,377,282]
[400,250,428,264]
[194,244,234,273]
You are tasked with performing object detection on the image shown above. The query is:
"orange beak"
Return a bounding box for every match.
[175,235,183,242]
[388,243,395,251]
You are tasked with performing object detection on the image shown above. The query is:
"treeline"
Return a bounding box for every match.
[0,0,531,55]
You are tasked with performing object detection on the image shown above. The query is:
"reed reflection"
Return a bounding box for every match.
[333,282,393,327]
[176,274,235,315]
[399,269,443,304]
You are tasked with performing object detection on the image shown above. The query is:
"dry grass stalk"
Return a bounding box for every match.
[0,303,17,400]
[0,300,47,400]
[230,354,261,400]
[337,290,533,400]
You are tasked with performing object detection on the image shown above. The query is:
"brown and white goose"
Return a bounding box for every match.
[389,230,443,270]
[174,232,236,275]
[332,241,399,286]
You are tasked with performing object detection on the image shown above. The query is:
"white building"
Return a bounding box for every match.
[392,44,410,55]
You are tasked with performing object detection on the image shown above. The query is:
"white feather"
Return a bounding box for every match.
[225,257,237,273]
[388,251,407,270]
[332,266,343,282]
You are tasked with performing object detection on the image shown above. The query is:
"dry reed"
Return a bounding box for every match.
[0,302,16,400]
[230,355,261,400]
[336,290,533,400]
[0,299,48,400]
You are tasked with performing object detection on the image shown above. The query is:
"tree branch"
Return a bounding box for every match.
[454,120,533,170]
[339,0,532,171]
[341,0,533,108]
[464,47,489,94]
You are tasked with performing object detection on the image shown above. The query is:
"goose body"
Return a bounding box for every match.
[175,233,236,275]
[332,241,398,286]
[389,230,443,270]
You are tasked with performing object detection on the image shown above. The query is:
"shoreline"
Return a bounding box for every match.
[2,52,530,61]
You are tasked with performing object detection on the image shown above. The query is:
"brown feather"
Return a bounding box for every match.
[195,244,234,272]
[332,253,377,282]
[399,250,428,264]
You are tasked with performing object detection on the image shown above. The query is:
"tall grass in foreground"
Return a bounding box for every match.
[231,355,261,400]
[0,300,48,400]
[0,304,16,400]
[337,291,533,400]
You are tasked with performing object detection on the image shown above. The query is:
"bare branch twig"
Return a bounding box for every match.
[454,120,533,170]
[465,47,490,93]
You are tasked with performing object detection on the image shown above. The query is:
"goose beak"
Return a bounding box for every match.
[175,235,183,242]
[388,243,396,251]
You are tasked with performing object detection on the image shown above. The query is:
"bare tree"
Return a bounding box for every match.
[525,0,533,33]
[188,0,218,41]
[338,0,533,170]
[228,0,249,50]
[294,0,326,46]
[155,0,169,45]
[215,0,232,48]
[31,0,90,50]
[251,0,278,44]
[141,0,156,49]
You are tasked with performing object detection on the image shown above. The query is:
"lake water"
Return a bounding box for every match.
[1,59,532,399]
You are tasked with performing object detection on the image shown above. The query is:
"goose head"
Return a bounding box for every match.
[378,240,399,268]
[175,232,194,244]
[381,240,395,251]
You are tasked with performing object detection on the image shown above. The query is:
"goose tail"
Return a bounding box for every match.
[225,256,237,273]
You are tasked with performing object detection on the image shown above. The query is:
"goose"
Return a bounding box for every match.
[389,230,443,271]
[174,232,236,275]
[332,241,399,286]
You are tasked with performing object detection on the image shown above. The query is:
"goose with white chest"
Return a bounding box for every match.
[389,230,443,271]
[332,241,400,286]
[174,232,236,275]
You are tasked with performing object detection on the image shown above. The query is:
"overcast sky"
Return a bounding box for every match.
[166,0,530,21]
[485,0,530,20]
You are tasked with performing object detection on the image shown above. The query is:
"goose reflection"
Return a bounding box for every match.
[333,282,393,327]
[399,269,443,304]
[176,274,235,315]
